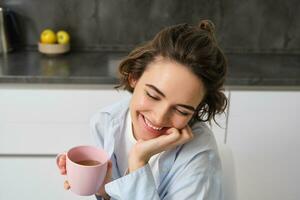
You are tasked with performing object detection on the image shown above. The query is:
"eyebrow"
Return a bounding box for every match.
[145,84,196,112]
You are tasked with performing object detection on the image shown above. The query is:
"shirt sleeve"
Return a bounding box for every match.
[105,164,161,200]
[104,150,223,200]
[90,112,115,156]
[90,112,105,148]
[164,150,223,200]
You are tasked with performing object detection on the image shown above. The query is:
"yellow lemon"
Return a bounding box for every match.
[56,30,70,44]
[40,29,57,44]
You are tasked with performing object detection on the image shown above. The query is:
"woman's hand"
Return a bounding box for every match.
[128,125,194,172]
[56,154,113,198]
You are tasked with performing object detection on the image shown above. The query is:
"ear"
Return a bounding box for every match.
[128,73,137,88]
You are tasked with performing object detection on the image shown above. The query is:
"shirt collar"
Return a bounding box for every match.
[126,109,137,144]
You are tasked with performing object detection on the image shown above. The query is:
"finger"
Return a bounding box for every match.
[162,128,184,144]
[159,126,193,150]
[64,180,70,190]
[186,125,194,139]
[104,160,113,183]
[60,167,67,175]
[57,155,67,174]
[175,126,194,144]
[58,155,66,168]
[180,126,193,139]
[141,128,181,154]
[96,160,113,196]
[159,128,181,144]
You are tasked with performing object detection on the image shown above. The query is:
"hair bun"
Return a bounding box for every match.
[199,19,215,34]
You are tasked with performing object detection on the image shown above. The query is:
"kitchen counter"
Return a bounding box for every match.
[0,50,300,88]
[0,50,123,84]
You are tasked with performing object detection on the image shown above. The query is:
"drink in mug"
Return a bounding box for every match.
[58,145,109,196]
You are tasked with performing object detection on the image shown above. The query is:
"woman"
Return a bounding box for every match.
[57,19,228,200]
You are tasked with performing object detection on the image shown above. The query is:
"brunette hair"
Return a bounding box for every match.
[116,19,228,124]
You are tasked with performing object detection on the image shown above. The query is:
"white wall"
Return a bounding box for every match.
[227,90,300,200]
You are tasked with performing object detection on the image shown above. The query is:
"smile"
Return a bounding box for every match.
[142,115,163,131]
[144,117,163,131]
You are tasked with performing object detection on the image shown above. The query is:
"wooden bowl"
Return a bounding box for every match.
[38,43,70,55]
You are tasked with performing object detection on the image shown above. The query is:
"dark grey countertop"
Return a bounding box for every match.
[0,50,300,87]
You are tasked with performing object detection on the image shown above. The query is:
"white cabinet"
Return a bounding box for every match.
[0,84,130,200]
[227,90,300,200]
[0,157,95,200]
[0,84,130,154]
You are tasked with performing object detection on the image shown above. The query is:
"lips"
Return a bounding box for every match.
[138,113,168,137]
[144,117,163,130]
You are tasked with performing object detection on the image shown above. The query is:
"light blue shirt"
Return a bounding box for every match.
[91,97,223,200]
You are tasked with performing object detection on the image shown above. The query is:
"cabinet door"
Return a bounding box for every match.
[227,91,300,200]
[0,85,130,154]
[0,157,95,200]
[0,84,130,200]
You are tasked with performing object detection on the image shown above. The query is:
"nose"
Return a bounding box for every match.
[152,103,171,126]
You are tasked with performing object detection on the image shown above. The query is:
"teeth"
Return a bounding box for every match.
[144,116,163,131]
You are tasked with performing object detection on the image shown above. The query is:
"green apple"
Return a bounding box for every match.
[56,30,70,44]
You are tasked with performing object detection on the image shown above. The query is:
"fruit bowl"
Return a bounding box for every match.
[38,42,70,55]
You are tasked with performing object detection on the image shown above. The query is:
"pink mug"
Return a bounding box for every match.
[57,145,109,196]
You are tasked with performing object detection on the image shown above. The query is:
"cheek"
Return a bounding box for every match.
[172,116,191,129]
[132,93,153,111]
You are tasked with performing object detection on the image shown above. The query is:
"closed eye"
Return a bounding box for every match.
[145,91,160,100]
[175,109,190,116]
[145,90,193,116]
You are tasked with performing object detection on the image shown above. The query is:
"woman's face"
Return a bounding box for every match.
[129,56,205,140]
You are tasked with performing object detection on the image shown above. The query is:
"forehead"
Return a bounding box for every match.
[140,57,205,105]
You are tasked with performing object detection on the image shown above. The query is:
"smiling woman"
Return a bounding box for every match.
[118,20,227,124]
[128,56,205,140]
[57,19,228,200]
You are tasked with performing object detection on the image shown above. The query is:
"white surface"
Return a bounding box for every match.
[0,157,95,200]
[227,91,300,200]
[218,142,237,200]
[0,85,130,154]
[10,84,300,200]
[0,84,130,200]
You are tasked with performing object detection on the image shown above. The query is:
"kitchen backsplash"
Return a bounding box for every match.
[0,0,299,53]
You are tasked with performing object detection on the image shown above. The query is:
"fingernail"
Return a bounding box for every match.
[64,181,70,190]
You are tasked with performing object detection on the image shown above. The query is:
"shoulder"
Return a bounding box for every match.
[174,121,221,168]
[97,96,131,118]
[189,121,219,153]
[90,96,131,125]
[89,96,131,138]
[90,97,131,153]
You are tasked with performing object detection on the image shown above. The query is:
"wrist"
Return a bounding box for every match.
[95,193,110,200]
[103,194,111,200]
[128,158,147,173]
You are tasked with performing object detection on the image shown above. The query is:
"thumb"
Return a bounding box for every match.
[64,180,70,190]
[104,160,112,184]
[96,160,113,196]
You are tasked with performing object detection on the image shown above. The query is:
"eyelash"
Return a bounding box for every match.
[145,91,160,100]
[177,110,190,116]
[145,91,190,116]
